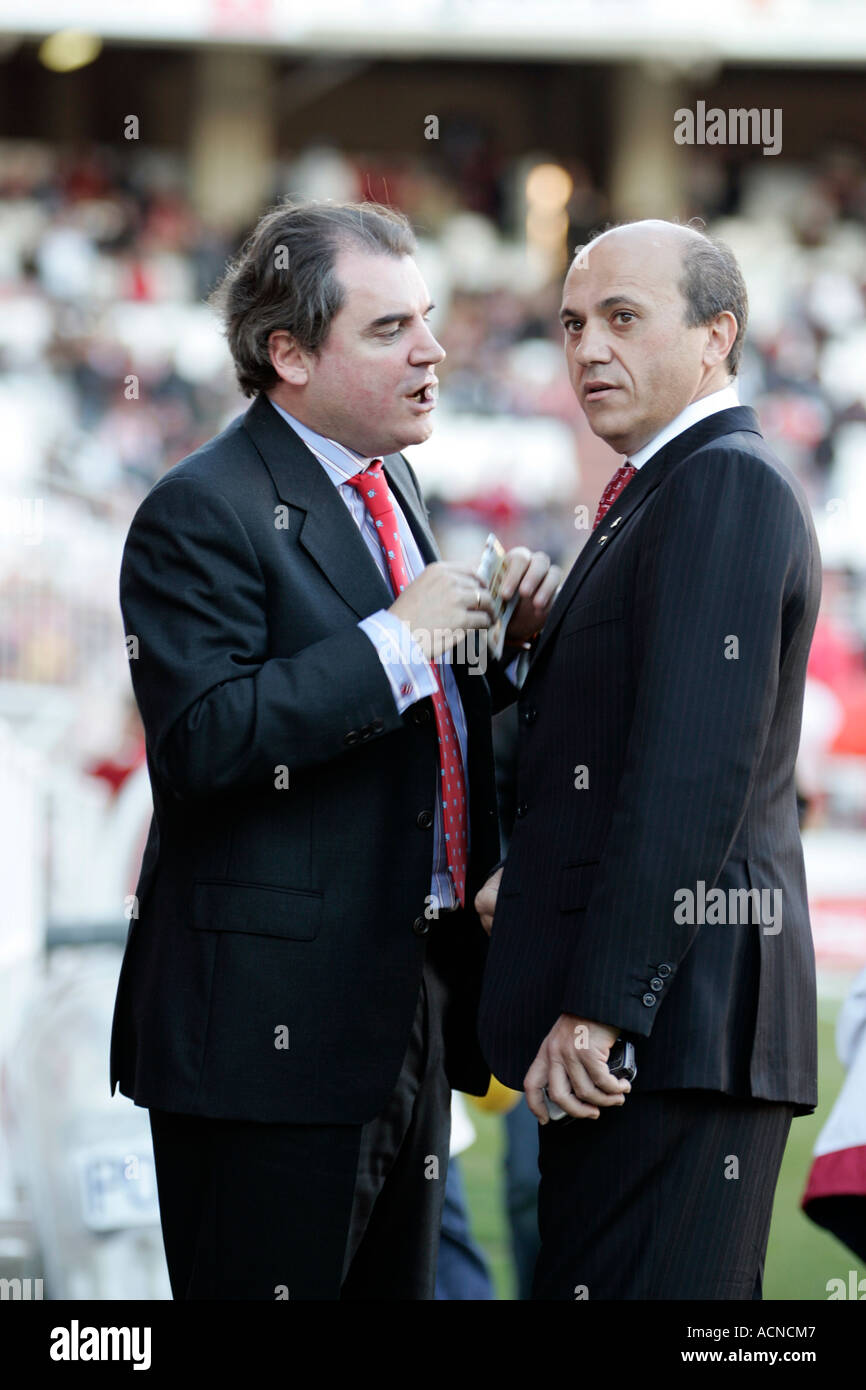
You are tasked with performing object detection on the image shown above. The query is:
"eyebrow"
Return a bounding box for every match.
[559,294,644,321]
[365,302,435,331]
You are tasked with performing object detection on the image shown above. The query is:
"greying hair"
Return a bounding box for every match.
[679,232,748,376]
[209,199,417,397]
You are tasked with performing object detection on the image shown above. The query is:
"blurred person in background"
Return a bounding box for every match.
[109,198,559,1300]
[802,964,866,1263]
[434,1093,495,1300]
[476,219,821,1299]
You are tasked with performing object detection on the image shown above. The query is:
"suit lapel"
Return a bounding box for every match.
[242,394,439,617]
[529,406,762,672]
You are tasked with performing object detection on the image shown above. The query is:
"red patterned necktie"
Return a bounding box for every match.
[346,459,468,907]
[593,461,636,530]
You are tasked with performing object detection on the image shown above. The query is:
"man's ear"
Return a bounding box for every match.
[268,329,312,387]
[704,310,738,371]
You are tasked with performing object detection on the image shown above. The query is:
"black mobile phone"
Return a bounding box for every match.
[607,1037,637,1082]
[542,1037,637,1125]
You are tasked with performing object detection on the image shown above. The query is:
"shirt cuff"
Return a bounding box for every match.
[358,609,439,713]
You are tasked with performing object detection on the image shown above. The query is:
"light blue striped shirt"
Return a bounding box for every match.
[269,398,470,910]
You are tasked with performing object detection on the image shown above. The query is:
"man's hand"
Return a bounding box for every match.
[524,1014,630,1123]
[474,866,503,936]
[500,548,562,646]
[389,562,495,661]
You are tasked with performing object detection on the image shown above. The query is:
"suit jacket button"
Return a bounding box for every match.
[417,810,434,829]
[642,992,656,1007]
[411,705,431,725]
[658,963,672,977]
[343,730,359,746]
[521,705,537,725]
[650,977,664,992]
[359,724,373,740]
[412,915,430,936]
[516,801,528,818]
[370,718,384,733]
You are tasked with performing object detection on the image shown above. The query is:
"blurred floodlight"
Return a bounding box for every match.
[525,163,573,212]
[525,163,573,272]
[38,30,102,73]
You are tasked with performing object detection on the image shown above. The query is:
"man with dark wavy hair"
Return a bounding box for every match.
[109,199,559,1299]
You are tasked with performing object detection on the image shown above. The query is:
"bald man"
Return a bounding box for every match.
[475,220,821,1300]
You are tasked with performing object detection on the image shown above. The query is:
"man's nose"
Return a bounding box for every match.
[573,323,610,366]
[412,322,446,365]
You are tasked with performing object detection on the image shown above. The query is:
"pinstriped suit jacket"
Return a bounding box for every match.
[477,407,821,1114]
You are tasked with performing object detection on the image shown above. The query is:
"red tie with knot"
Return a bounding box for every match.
[593,461,636,530]
[345,459,468,907]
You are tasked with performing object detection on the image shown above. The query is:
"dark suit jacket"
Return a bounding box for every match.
[478,406,821,1115]
[110,393,508,1124]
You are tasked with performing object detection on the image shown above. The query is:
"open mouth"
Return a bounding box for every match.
[407,380,437,404]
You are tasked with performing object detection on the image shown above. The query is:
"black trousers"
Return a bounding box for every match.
[148,952,451,1301]
[532,1088,795,1301]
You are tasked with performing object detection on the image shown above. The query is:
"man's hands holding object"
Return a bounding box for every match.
[475,870,635,1126]
[388,533,560,663]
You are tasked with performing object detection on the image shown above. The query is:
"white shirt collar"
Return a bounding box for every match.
[267,398,380,482]
[627,384,740,469]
